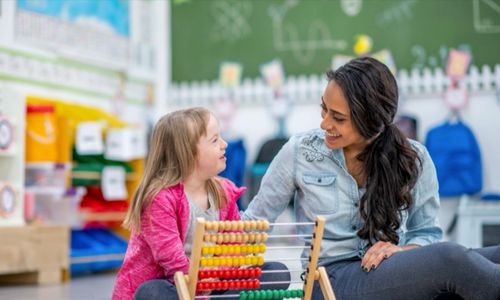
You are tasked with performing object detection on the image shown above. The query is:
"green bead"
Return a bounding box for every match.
[240,291,248,300]
[297,290,304,297]
[272,290,279,300]
[248,291,255,300]
[254,291,261,300]
[290,290,297,297]
[266,290,274,299]
[284,290,291,298]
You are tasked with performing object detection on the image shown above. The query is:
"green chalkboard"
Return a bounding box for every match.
[171,0,500,82]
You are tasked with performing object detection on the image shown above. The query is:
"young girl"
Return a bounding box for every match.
[112,107,289,300]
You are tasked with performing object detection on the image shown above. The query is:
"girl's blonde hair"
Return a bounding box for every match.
[124,107,227,231]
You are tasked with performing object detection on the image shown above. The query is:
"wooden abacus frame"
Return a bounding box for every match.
[174,216,336,300]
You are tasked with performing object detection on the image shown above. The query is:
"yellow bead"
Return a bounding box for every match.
[255,220,262,230]
[204,221,212,230]
[262,233,268,242]
[249,232,256,242]
[249,220,256,230]
[230,221,237,231]
[260,244,266,253]
[258,256,264,265]
[222,220,230,231]
[262,220,270,231]
[237,221,245,231]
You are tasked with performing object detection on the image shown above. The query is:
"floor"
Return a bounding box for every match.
[0,208,302,300]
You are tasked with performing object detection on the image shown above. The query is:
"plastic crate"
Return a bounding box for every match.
[70,228,127,275]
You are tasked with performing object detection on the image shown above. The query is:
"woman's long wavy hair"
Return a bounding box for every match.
[327,57,421,245]
[123,107,227,232]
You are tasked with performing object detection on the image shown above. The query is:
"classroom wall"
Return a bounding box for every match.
[0,0,161,126]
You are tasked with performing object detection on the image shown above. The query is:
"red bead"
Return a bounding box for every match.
[215,281,222,290]
[241,280,248,289]
[255,268,262,277]
[222,281,229,290]
[243,269,250,277]
[233,280,241,289]
[249,269,256,277]
[230,269,237,278]
[254,280,260,289]
[237,269,244,278]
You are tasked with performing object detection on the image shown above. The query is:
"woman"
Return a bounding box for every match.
[242,57,500,300]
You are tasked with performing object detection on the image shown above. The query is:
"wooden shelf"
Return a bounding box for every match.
[80,211,127,222]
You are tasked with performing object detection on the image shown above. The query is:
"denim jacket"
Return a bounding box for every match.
[242,129,443,265]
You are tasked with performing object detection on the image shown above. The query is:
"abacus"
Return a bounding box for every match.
[174,216,335,300]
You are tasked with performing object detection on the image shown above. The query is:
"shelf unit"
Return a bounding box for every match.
[0,85,25,226]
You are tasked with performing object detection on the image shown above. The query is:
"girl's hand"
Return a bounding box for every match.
[361,241,402,272]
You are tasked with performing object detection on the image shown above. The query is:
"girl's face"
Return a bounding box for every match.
[320,81,367,152]
[195,114,227,178]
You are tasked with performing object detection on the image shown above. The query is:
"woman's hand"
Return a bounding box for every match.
[361,241,403,272]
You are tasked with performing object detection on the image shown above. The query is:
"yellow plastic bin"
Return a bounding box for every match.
[26,104,58,162]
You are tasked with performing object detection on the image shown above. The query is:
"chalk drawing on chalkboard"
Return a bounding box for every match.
[210,0,252,43]
[341,0,363,17]
[473,0,500,33]
[377,0,417,27]
[268,0,347,65]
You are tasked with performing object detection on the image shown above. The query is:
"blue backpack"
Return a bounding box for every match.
[425,120,482,197]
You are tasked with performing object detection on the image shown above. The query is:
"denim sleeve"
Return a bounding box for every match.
[402,144,443,246]
[241,136,297,223]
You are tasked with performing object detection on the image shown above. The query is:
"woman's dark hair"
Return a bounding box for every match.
[327,57,421,245]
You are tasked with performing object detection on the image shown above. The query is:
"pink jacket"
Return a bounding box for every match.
[112,178,245,300]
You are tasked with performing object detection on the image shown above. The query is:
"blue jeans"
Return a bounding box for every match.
[312,242,500,300]
[134,262,290,300]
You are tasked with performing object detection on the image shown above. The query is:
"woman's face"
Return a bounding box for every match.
[320,80,368,152]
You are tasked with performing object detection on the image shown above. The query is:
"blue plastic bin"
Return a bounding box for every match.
[70,228,127,275]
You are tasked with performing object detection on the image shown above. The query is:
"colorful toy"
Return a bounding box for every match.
[174,216,335,300]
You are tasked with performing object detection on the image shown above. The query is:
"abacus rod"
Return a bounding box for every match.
[195,294,240,299]
[268,234,312,238]
[262,269,305,274]
[266,245,309,250]
[275,257,310,262]
[269,222,315,226]
[261,280,304,285]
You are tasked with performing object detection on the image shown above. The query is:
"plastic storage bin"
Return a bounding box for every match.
[70,228,127,275]
[25,104,58,162]
[25,163,71,188]
[25,186,84,227]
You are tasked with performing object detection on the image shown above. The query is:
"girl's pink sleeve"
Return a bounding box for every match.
[141,192,189,278]
[220,178,246,221]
